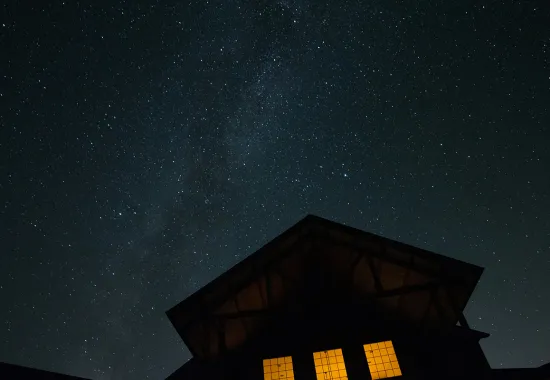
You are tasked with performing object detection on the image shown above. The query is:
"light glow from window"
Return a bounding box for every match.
[263,356,294,380]
[364,341,401,379]
[313,349,348,380]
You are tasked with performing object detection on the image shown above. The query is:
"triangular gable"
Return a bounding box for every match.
[166,215,483,359]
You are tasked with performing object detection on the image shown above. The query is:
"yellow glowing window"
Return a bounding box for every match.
[313,349,348,380]
[263,356,294,380]
[364,341,402,379]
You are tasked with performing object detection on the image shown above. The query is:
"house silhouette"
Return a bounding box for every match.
[165,215,549,380]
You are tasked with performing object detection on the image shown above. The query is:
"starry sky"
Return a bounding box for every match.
[1,0,549,379]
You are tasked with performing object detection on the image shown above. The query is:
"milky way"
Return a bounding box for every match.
[1,0,549,378]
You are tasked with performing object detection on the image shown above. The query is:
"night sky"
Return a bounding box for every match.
[1,0,549,379]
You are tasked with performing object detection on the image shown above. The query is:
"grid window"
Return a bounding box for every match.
[263,356,294,380]
[313,349,348,380]
[364,341,402,379]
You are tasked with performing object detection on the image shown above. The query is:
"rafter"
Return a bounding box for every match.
[234,295,252,337]
[184,235,307,330]
[265,270,273,306]
[313,232,464,283]
[431,288,447,320]
[350,253,363,276]
[444,286,471,329]
[366,254,384,292]
[422,288,436,324]
[257,279,267,308]
[428,287,448,325]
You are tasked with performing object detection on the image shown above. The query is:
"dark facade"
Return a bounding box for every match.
[165,215,548,380]
[0,361,89,379]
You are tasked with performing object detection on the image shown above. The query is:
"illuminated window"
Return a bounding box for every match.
[313,349,348,380]
[263,356,294,380]
[364,341,402,379]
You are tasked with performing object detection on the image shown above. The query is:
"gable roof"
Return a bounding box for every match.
[166,215,484,359]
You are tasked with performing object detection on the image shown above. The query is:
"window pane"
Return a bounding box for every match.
[263,356,295,380]
[313,349,348,380]
[363,340,402,378]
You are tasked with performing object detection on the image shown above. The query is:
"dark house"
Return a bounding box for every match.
[166,215,549,380]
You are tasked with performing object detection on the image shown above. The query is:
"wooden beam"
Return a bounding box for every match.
[350,253,363,289]
[234,296,251,337]
[257,279,267,308]
[422,288,436,325]
[366,255,384,292]
[444,286,471,329]
[350,253,363,276]
[430,287,448,324]
[265,270,273,306]
[313,232,464,282]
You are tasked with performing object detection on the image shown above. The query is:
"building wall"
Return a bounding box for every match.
[170,307,492,380]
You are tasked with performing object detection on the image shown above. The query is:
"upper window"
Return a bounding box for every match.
[263,356,294,380]
[313,349,348,380]
[364,341,402,379]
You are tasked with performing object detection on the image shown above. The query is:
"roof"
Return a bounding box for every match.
[166,215,484,359]
[492,362,550,380]
[0,362,89,379]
